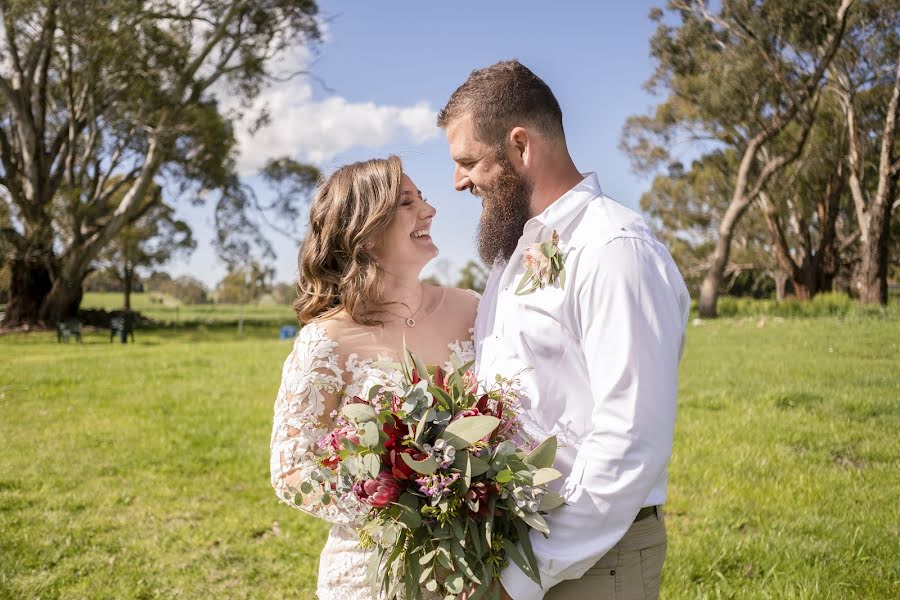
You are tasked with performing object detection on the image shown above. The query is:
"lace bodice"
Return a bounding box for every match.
[269,321,475,599]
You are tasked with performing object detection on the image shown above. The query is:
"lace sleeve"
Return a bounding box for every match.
[269,323,364,523]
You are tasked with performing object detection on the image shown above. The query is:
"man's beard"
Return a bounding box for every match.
[474,157,532,266]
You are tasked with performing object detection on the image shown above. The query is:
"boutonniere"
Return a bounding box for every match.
[515,230,567,295]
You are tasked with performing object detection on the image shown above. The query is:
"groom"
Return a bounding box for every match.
[438,61,690,600]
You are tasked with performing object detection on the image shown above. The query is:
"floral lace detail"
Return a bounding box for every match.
[270,322,475,600]
[446,328,475,372]
[270,323,367,525]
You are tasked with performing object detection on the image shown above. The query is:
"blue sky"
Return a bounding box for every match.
[170,0,665,288]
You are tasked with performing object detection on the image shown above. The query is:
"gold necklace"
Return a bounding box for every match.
[383,286,425,327]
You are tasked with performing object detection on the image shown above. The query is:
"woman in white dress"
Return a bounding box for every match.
[270,156,479,599]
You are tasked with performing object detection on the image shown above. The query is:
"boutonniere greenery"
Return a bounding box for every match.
[515,229,567,296]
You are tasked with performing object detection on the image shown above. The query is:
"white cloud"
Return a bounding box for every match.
[221,46,439,175]
[233,85,439,174]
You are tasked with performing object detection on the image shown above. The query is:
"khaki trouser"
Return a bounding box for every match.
[544,507,667,600]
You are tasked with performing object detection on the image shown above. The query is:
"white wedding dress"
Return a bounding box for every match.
[270,321,475,600]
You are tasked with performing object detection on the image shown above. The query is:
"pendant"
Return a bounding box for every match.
[406,317,416,327]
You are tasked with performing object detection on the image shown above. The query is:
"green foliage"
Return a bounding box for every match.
[700,292,900,319]
[215,262,275,304]
[455,260,489,294]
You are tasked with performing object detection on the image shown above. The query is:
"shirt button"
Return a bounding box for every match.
[610,570,616,576]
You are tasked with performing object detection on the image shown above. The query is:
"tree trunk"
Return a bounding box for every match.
[774,270,788,302]
[40,277,84,324]
[848,50,900,305]
[124,263,133,311]
[859,191,893,304]
[2,258,53,327]
[699,192,754,317]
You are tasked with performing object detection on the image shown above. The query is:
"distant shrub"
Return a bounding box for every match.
[693,292,898,319]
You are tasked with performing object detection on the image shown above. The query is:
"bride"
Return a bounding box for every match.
[270,156,479,599]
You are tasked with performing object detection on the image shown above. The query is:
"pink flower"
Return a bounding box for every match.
[523,242,551,282]
[319,425,360,469]
[354,471,402,508]
[450,407,482,423]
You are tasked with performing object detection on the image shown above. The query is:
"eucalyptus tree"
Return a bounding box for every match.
[622,0,853,316]
[0,0,321,325]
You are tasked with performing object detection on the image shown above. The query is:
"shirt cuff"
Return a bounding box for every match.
[500,558,546,600]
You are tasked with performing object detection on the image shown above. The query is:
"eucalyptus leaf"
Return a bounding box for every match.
[359,421,380,447]
[401,452,438,475]
[515,267,534,295]
[419,564,434,584]
[361,453,381,479]
[539,490,566,511]
[520,510,550,536]
[532,467,563,486]
[453,451,490,477]
[341,402,377,423]
[523,436,557,469]
[505,541,541,586]
[442,415,500,450]
[445,573,464,595]
[495,468,513,484]
[397,503,422,530]
[514,517,541,583]
[414,407,432,445]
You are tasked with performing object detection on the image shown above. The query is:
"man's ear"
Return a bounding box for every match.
[507,126,531,170]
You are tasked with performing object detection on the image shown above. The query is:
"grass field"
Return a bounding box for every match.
[1,298,898,598]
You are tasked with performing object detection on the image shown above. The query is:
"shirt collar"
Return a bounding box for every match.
[527,172,602,235]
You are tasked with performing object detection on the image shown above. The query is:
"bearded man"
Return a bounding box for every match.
[439,60,691,600]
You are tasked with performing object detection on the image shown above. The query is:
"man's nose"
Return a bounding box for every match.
[453,166,472,192]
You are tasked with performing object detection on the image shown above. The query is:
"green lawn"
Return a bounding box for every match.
[1,312,898,598]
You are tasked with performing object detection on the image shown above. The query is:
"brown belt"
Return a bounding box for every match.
[634,506,659,522]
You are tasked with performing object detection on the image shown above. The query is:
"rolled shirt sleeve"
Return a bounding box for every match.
[500,237,689,599]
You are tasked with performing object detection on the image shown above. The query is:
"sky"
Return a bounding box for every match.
[169,0,666,288]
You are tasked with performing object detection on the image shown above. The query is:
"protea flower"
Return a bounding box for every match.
[354,471,402,508]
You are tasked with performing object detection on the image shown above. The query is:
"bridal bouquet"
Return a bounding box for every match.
[295,347,563,599]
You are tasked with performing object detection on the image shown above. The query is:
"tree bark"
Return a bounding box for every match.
[858,51,900,305]
[124,262,133,311]
[3,257,53,326]
[40,275,83,324]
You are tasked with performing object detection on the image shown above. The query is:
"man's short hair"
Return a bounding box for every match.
[437,60,565,147]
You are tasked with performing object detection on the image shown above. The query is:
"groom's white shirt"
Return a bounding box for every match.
[474,173,690,600]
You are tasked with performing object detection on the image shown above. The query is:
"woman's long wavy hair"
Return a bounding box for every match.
[294,155,403,326]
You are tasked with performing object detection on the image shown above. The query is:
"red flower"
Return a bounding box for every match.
[433,366,446,390]
[355,471,402,508]
[411,368,421,384]
[386,447,425,481]
[465,481,501,518]
[383,416,409,451]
